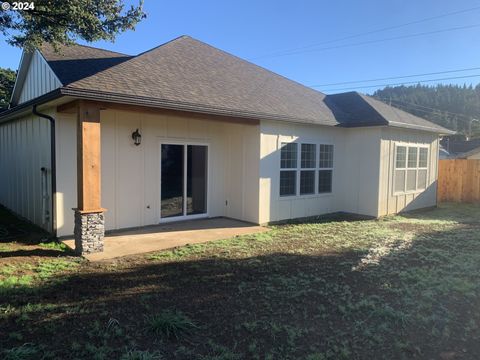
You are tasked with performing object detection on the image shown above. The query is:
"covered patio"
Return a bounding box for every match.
[63,217,269,261]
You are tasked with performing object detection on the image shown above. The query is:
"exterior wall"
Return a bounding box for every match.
[55,112,77,237]
[378,127,439,216]
[18,51,62,104]
[340,127,382,217]
[90,110,260,234]
[0,111,53,231]
[258,120,382,224]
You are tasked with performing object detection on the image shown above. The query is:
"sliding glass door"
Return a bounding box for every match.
[161,143,208,220]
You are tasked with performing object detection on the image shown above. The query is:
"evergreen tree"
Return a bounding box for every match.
[373,84,480,138]
[0,67,16,110]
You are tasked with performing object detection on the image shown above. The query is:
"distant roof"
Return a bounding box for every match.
[459,145,480,158]
[446,138,480,154]
[30,36,453,134]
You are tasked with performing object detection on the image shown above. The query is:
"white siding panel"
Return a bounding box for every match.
[378,128,439,216]
[340,128,382,217]
[0,112,53,231]
[258,120,357,223]
[55,113,77,237]
[18,51,61,104]
[58,109,264,236]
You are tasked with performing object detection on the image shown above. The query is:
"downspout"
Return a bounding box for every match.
[33,105,57,237]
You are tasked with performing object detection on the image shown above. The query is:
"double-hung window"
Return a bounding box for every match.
[318,144,334,193]
[300,144,316,195]
[280,142,334,197]
[280,143,297,196]
[394,144,429,194]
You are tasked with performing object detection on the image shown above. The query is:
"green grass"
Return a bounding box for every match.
[38,241,69,251]
[2,344,39,360]
[145,310,197,339]
[120,349,163,360]
[2,203,480,359]
[0,258,81,295]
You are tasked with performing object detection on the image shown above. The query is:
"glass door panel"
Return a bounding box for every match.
[187,145,208,215]
[161,144,184,218]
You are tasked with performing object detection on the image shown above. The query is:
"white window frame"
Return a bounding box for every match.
[393,143,429,195]
[300,143,317,195]
[279,142,298,197]
[318,144,334,194]
[279,140,334,199]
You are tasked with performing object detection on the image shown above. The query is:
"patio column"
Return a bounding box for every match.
[74,100,106,255]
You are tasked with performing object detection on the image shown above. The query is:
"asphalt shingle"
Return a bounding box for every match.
[38,36,453,134]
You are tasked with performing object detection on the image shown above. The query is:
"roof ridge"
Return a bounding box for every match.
[134,35,191,57]
[131,35,327,97]
[183,36,327,97]
[68,43,131,57]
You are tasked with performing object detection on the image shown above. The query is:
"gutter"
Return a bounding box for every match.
[33,105,57,237]
[0,89,62,124]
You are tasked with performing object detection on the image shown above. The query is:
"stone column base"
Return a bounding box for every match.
[74,210,105,255]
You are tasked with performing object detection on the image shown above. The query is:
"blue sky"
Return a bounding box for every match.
[1,0,479,94]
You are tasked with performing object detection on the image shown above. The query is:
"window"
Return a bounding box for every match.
[319,144,333,193]
[318,169,332,193]
[280,143,297,196]
[280,142,334,197]
[280,171,296,196]
[300,144,316,195]
[394,144,429,194]
[319,144,334,168]
[280,142,297,168]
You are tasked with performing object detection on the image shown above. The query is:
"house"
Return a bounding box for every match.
[0,36,453,254]
[440,136,480,159]
[459,147,480,159]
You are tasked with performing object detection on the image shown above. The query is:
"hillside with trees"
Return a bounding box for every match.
[373,84,480,138]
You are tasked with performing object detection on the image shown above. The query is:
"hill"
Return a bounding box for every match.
[373,84,480,138]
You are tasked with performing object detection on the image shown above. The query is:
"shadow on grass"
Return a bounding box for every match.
[2,222,480,359]
[0,248,75,258]
[0,206,52,245]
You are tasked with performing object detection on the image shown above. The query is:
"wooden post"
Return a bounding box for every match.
[74,100,106,254]
[77,100,103,211]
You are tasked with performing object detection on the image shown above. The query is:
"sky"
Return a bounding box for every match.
[1,0,480,94]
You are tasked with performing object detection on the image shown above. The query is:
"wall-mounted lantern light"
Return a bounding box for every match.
[132,129,142,146]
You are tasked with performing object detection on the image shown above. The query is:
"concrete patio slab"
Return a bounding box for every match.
[62,217,269,261]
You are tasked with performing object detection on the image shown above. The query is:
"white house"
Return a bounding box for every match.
[0,36,453,254]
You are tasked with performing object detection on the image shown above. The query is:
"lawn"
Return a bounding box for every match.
[1,204,480,359]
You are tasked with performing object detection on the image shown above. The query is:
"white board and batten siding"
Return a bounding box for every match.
[0,111,54,231]
[16,50,62,105]
[54,109,261,237]
[378,127,439,216]
[258,121,383,224]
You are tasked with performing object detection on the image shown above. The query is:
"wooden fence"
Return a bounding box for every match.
[438,159,480,203]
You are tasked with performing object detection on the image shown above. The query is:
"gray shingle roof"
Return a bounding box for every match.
[40,43,132,85]
[326,92,453,133]
[38,36,453,134]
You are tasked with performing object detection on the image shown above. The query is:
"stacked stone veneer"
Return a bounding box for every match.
[74,211,105,254]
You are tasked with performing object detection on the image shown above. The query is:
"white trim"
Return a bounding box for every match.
[159,140,210,223]
[393,143,429,196]
[278,140,334,199]
[10,50,63,107]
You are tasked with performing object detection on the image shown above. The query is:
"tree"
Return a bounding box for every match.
[373,84,480,138]
[0,67,16,110]
[0,0,146,50]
